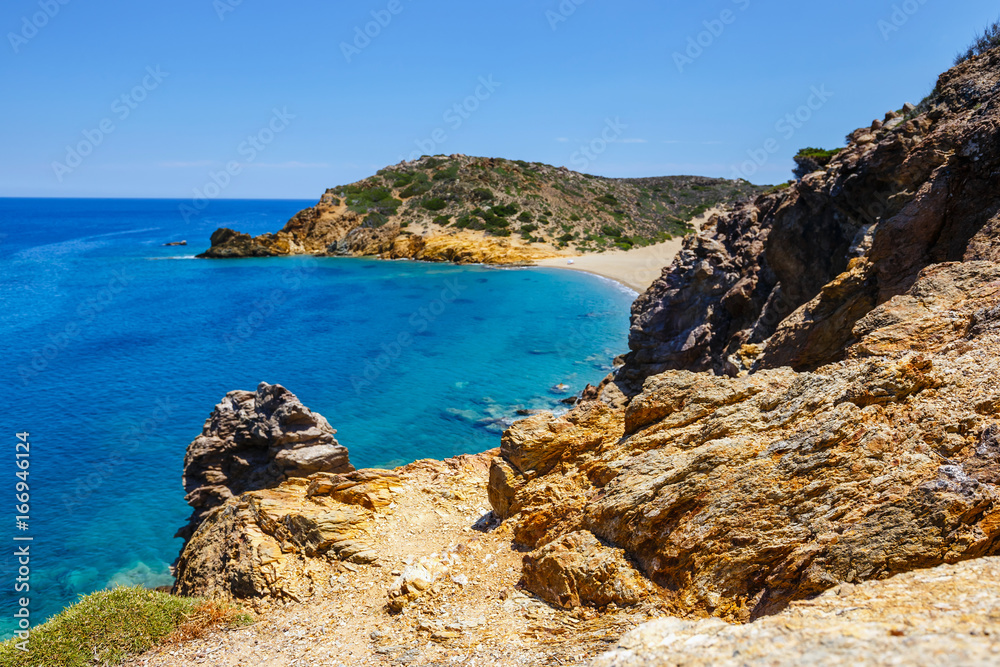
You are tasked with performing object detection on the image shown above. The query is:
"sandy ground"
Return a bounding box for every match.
[533,238,685,293]
[533,208,718,293]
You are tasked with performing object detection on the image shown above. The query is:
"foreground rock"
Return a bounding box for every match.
[592,556,1000,666]
[492,261,1000,620]
[177,383,353,541]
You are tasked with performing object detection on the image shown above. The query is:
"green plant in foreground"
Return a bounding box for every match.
[0,587,251,667]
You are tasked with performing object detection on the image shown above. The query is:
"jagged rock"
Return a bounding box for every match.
[622,47,1000,386]
[177,382,353,541]
[492,262,1000,622]
[173,469,401,599]
[522,531,657,608]
[590,557,1000,667]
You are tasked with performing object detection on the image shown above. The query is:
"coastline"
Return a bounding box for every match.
[532,237,685,293]
[531,207,717,293]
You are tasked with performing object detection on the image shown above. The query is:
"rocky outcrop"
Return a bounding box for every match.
[623,47,1000,387]
[522,531,657,609]
[177,382,353,542]
[491,261,1000,621]
[591,556,1000,666]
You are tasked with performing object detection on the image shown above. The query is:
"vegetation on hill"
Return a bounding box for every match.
[327,155,768,253]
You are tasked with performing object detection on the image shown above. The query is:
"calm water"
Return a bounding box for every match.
[0,198,634,636]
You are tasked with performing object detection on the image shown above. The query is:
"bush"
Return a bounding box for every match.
[595,193,619,206]
[471,187,495,202]
[420,198,447,211]
[956,20,1000,64]
[601,225,623,238]
[491,203,519,217]
[432,215,451,225]
[432,164,460,181]
[517,211,533,222]
[0,587,250,667]
[400,181,432,198]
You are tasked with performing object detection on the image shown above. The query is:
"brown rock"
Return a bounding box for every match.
[491,262,1000,622]
[177,382,353,542]
[522,531,657,608]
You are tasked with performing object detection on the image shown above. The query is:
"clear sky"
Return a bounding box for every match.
[1,0,997,198]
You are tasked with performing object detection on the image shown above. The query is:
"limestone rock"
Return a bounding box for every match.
[591,557,1000,667]
[522,531,657,608]
[177,382,353,541]
[491,262,1000,621]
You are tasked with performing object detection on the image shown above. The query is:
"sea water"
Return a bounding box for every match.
[0,198,635,637]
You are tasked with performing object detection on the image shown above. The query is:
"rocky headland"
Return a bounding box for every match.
[135,46,1000,666]
[196,157,765,265]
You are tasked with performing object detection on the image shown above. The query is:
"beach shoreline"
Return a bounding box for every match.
[531,207,715,293]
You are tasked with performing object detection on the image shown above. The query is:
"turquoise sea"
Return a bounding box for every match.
[0,198,635,637]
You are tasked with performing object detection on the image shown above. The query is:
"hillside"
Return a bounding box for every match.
[197,156,766,262]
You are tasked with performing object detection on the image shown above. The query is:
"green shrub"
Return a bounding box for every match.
[0,587,250,667]
[432,164,460,181]
[491,203,519,217]
[601,225,623,238]
[471,187,495,202]
[595,193,619,206]
[569,213,581,221]
[420,198,447,211]
[432,215,451,225]
[517,211,533,223]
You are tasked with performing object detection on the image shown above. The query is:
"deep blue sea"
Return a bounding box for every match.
[0,198,635,638]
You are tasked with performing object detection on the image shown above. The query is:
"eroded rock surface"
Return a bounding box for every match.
[591,556,1000,667]
[177,382,353,541]
[492,262,1000,621]
[624,47,1000,386]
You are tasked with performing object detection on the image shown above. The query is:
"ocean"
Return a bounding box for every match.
[0,198,635,637]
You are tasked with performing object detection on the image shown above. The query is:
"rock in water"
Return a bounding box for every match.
[177,382,353,541]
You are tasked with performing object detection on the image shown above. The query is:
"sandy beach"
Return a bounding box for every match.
[534,237,686,293]
[533,208,717,293]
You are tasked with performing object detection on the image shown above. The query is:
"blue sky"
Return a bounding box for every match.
[1,0,996,198]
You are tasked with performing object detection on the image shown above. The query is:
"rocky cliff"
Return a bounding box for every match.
[197,157,765,263]
[486,48,1000,625]
[623,46,1000,387]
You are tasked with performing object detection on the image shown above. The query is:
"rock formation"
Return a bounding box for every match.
[489,46,1000,622]
[177,382,353,541]
[623,46,1000,387]
[591,556,1000,666]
